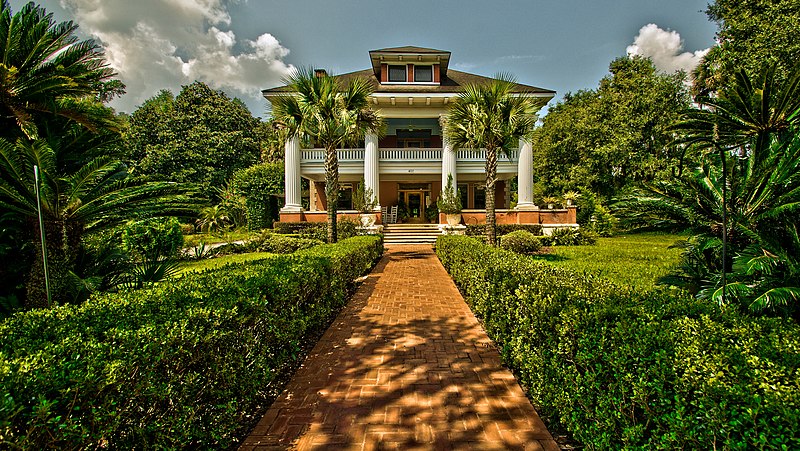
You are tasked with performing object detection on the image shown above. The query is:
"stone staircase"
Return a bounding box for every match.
[383,223,442,245]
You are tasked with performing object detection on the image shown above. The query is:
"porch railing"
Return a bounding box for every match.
[299,147,518,162]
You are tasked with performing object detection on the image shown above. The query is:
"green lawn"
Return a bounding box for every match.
[178,252,274,275]
[534,233,686,291]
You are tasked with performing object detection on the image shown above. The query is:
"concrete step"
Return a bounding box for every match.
[383,223,442,244]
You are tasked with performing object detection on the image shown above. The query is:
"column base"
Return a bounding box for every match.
[515,203,538,211]
[280,205,303,213]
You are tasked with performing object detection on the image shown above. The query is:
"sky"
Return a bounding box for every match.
[9,0,718,119]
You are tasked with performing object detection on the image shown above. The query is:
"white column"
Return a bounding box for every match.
[440,115,457,191]
[281,136,302,212]
[364,133,380,209]
[516,138,535,210]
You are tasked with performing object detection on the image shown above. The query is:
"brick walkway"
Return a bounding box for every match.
[240,245,557,450]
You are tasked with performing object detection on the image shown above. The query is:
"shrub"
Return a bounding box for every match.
[435,236,800,450]
[121,217,184,260]
[231,162,283,230]
[465,224,543,237]
[499,230,541,254]
[0,236,382,449]
[542,227,597,246]
[275,219,360,241]
[258,234,323,254]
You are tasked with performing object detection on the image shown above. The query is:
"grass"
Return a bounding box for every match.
[178,252,274,275]
[183,229,259,248]
[534,233,686,291]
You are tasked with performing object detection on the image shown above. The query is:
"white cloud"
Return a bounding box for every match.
[626,23,709,74]
[59,0,294,115]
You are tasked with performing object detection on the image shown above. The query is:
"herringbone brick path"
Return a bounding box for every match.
[240,245,557,450]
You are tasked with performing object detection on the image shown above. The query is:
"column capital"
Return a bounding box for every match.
[438,114,448,129]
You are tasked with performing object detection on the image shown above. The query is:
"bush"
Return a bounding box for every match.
[121,217,184,260]
[540,227,597,246]
[258,234,323,254]
[499,230,542,254]
[274,219,360,242]
[435,235,800,450]
[0,236,383,449]
[465,224,543,237]
[231,163,283,230]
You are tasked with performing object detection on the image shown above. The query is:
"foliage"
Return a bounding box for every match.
[437,173,462,214]
[124,82,263,198]
[436,235,800,450]
[0,136,198,307]
[273,218,360,241]
[446,75,546,245]
[230,162,283,231]
[0,236,382,449]
[215,181,247,229]
[499,230,541,254]
[541,233,685,292]
[696,0,800,95]
[352,178,377,213]
[532,57,693,199]
[271,67,382,243]
[256,234,323,254]
[620,65,800,315]
[542,227,597,246]
[464,224,542,237]
[0,1,117,140]
[195,205,231,234]
[121,217,183,261]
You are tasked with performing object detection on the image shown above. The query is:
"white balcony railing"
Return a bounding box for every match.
[299,147,518,163]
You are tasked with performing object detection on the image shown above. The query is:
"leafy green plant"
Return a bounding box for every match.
[196,205,231,234]
[231,162,283,231]
[121,217,184,261]
[352,178,377,213]
[437,173,462,214]
[499,230,541,254]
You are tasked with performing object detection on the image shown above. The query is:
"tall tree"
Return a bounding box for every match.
[695,0,800,96]
[270,68,382,243]
[532,56,692,199]
[0,1,115,139]
[446,76,545,245]
[124,82,263,198]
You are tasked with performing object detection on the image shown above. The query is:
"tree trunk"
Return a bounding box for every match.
[485,147,498,246]
[25,219,80,308]
[324,145,339,243]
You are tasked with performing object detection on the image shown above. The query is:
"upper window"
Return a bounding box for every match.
[414,65,433,82]
[388,65,406,82]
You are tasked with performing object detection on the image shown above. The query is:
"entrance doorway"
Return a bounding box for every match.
[404,191,425,223]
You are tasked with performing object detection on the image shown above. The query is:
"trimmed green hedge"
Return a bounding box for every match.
[436,235,800,450]
[465,223,543,237]
[0,236,383,449]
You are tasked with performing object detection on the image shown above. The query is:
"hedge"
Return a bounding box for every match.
[436,235,800,450]
[465,223,542,237]
[0,236,383,449]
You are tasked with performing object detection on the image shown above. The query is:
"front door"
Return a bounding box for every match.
[405,191,425,223]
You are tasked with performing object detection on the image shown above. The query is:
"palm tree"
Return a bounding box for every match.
[620,64,800,313]
[0,1,115,140]
[0,135,199,307]
[446,75,546,245]
[270,68,382,243]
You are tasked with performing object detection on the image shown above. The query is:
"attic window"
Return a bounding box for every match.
[388,65,406,82]
[414,65,432,82]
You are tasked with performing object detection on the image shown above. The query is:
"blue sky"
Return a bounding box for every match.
[9,0,717,117]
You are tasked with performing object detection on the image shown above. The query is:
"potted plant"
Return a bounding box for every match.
[353,178,378,227]
[563,191,580,206]
[543,196,559,209]
[437,174,462,225]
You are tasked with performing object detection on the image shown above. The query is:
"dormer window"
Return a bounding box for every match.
[388,65,407,82]
[414,65,432,82]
